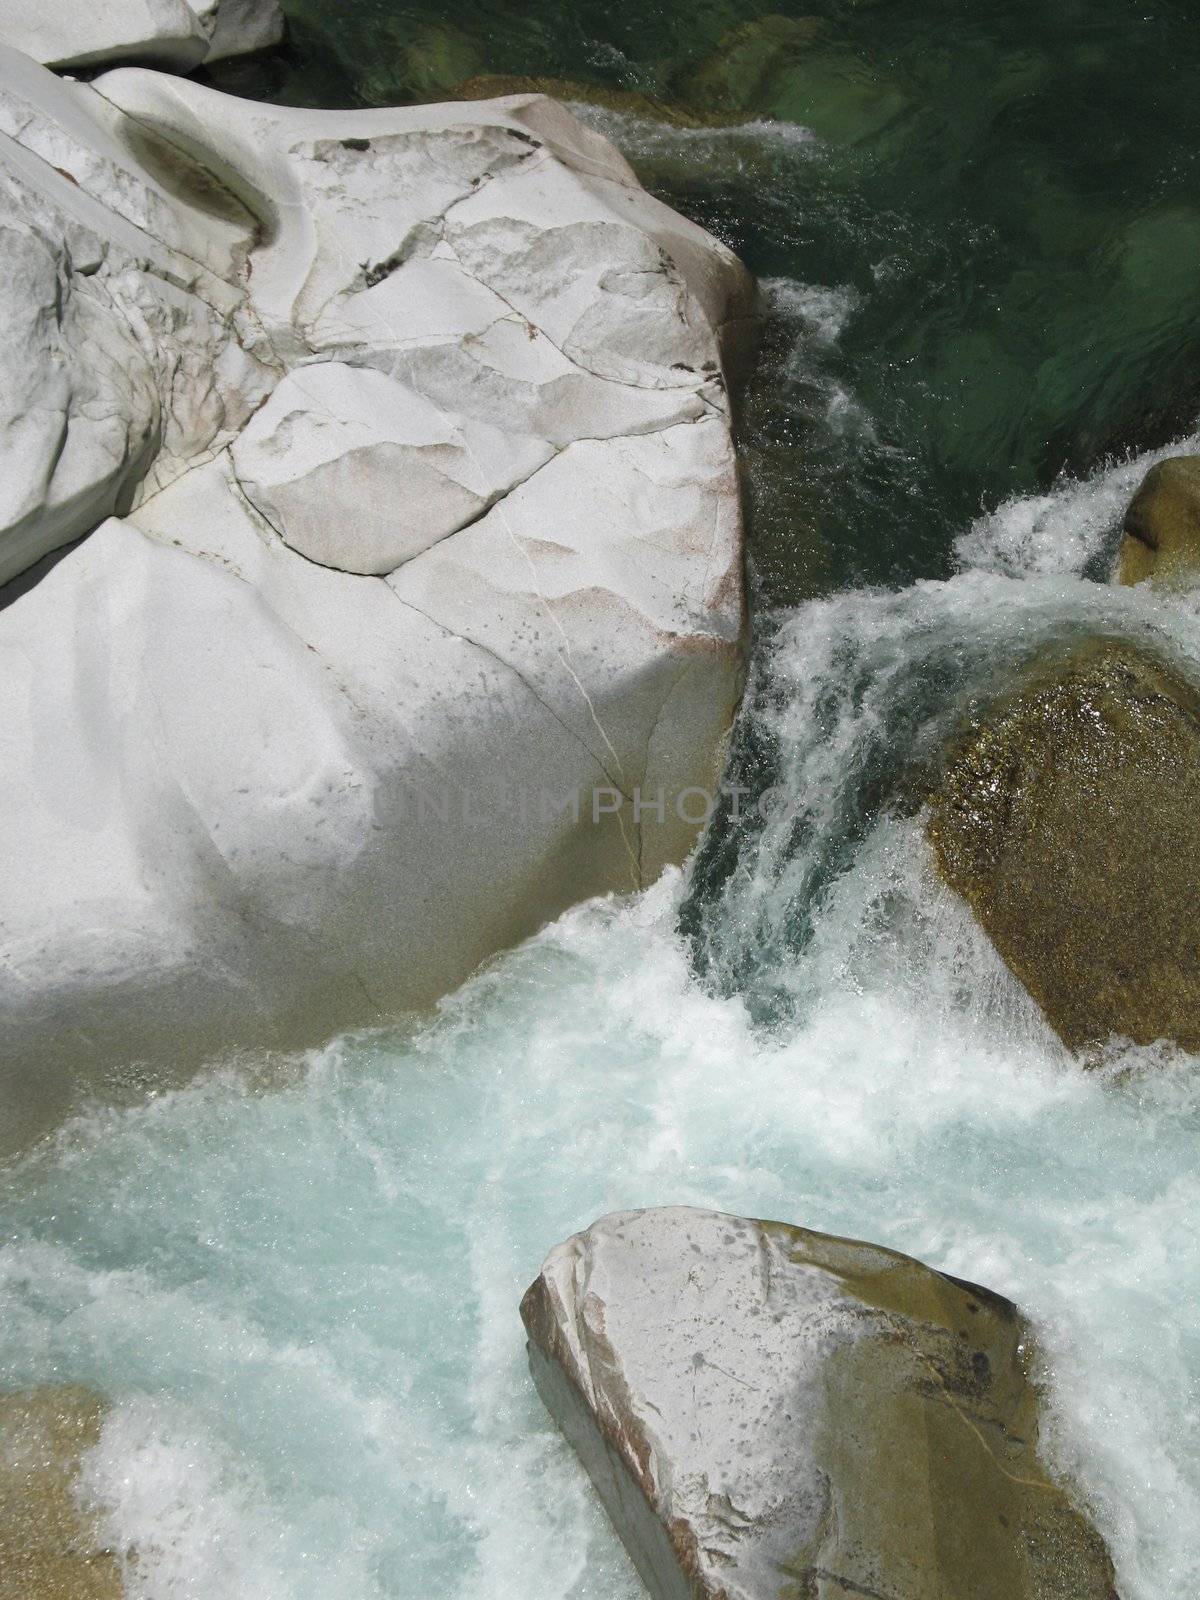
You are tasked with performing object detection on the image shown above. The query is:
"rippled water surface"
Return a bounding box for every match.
[5,4,1200,1599]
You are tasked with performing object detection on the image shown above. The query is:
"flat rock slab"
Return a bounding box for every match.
[522,1207,1118,1600]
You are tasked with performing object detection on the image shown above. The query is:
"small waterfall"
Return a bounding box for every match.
[2,453,1200,1600]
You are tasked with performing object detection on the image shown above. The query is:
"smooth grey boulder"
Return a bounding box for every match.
[0,0,283,71]
[191,0,284,63]
[522,1207,1119,1600]
[0,55,753,1149]
[0,47,269,589]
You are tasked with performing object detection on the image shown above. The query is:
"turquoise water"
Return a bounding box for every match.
[5,481,1200,1597]
[3,701,1200,1599]
[4,6,1200,1598]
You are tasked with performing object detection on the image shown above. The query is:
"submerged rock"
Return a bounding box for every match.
[674,15,826,114]
[1117,456,1200,587]
[522,1206,1118,1600]
[0,1387,120,1600]
[674,13,909,145]
[0,0,283,71]
[0,53,753,1149]
[359,19,483,106]
[451,74,722,129]
[929,640,1200,1052]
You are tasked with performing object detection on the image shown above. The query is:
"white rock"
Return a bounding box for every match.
[0,47,269,588]
[0,58,755,1147]
[230,361,555,574]
[521,1208,1120,1600]
[0,0,283,70]
[188,0,284,63]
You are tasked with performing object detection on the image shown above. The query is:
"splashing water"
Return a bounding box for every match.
[955,428,1200,580]
[7,13,1200,1595]
[3,450,1200,1599]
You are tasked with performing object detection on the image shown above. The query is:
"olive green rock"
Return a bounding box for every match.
[524,1206,1119,1600]
[674,14,826,113]
[0,1387,121,1600]
[1118,456,1200,587]
[359,20,483,105]
[929,639,1200,1051]
[674,13,910,144]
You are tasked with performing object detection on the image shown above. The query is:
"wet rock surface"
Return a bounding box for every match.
[929,639,1200,1052]
[522,1206,1118,1600]
[0,1387,120,1600]
[1118,455,1200,587]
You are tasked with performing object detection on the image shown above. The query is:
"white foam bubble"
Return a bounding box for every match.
[955,429,1200,579]
[760,276,861,349]
[0,804,1192,1600]
[4,485,1200,1600]
[564,102,820,198]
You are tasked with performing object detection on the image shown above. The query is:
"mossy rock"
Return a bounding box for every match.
[674,12,910,145]
[0,1388,121,1600]
[359,21,484,105]
[674,14,826,113]
[929,639,1200,1052]
[1118,456,1200,587]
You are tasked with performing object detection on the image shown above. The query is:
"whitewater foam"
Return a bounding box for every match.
[4,446,1200,1598]
[760,276,861,349]
[0,849,1194,1599]
[3,571,1200,1598]
[955,429,1200,579]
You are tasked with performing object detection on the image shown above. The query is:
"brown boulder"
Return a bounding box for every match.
[523,1206,1119,1600]
[929,639,1200,1051]
[1118,455,1200,587]
[0,1387,121,1600]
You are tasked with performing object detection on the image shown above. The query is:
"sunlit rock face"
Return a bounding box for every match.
[1118,455,1200,587]
[0,51,753,1148]
[0,1387,120,1600]
[0,0,283,71]
[522,1207,1120,1600]
[929,639,1200,1054]
[0,48,268,588]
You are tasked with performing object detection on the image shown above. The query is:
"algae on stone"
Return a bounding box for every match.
[0,1387,120,1600]
[929,639,1200,1052]
[673,12,910,145]
[358,19,484,105]
[673,14,826,113]
[1118,456,1200,587]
